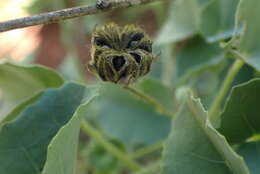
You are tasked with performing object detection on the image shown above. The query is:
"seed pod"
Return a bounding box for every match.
[88,23,155,86]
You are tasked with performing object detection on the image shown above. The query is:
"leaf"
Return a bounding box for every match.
[0,62,64,120]
[0,93,42,127]
[42,85,98,174]
[176,36,225,85]
[161,95,249,174]
[190,69,222,110]
[156,0,201,44]
[0,82,97,174]
[237,142,260,174]
[199,0,240,42]
[231,0,260,70]
[219,79,260,144]
[95,79,172,146]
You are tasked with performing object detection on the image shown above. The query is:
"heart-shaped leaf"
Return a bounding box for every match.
[161,94,249,174]
[0,82,98,174]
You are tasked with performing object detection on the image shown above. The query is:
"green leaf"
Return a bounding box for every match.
[156,0,201,44]
[176,37,225,85]
[42,85,98,174]
[231,0,260,70]
[0,62,64,120]
[0,82,97,174]
[199,0,240,42]
[219,79,260,144]
[0,93,42,127]
[190,69,222,110]
[95,79,172,146]
[238,142,260,174]
[161,95,249,174]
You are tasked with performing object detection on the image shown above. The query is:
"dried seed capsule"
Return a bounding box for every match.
[88,23,155,86]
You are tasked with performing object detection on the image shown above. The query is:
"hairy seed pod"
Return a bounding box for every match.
[88,23,155,86]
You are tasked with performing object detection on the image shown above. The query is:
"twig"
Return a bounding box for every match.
[0,0,161,32]
[209,57,244,123]
[124,86,174,118]
[130,140,164,159]
[80,120,141,171]
[131,161,161,174]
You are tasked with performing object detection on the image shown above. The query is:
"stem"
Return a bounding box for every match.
[124,86,174,118]
[80,120,141,171]
[0,0,161,32]
[209,58,244,122]
[131,161,161,174]
[130,141,164,159]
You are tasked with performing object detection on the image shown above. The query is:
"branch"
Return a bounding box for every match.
[124,86,174,118]
[209,58,244,123]
[80,120,141,171]
[0,0,161,32]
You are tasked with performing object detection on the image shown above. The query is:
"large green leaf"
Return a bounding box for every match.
[219,79,260,144]
[42,85,98,174]
[238,142,260,174]
[231,0,260,70]
[95,79,172,146]
[176,37,225,85]
[0,62,64,120]
[199,0,240,42]
[161,95,249,174]
[0,82,97,174]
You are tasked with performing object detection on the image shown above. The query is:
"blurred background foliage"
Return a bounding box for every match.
[0,0,259,173]
[0,1,171,173]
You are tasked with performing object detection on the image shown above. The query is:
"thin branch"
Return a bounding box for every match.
[131,161,161,174]
[209,58,244,123]
[124,86,174,118]
[130,140,164,159]
[0,0,161,32]
[80,120,142,171]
